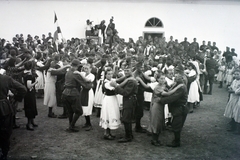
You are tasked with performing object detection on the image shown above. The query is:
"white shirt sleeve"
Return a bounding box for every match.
[104,81,115,90]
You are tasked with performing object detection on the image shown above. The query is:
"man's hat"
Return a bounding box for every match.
[71,59,81,67]
[175,64,184,74]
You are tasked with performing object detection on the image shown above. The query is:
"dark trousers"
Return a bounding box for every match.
[204,74,214,93]
[136,94,144,128]
[0,114,13,157]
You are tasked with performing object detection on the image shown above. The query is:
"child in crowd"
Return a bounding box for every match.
[224,69,240,134]
[225,62,234,87]
[217,61,226,88]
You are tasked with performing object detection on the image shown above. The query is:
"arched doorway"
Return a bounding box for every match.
[143,17,164,41]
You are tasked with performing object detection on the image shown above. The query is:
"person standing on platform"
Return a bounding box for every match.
[99,20,106,44]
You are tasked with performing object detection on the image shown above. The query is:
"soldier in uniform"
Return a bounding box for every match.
[0,74,27,160]
[158,73,188,147]
[61,59,93,132]
[110,65,138,143]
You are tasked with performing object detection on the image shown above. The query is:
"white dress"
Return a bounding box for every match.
[165,76,175,119]
[225,68,234,86]
[43,70,57,107]
[94,71,105,108]
[144,70,153,102]
[224,79,240,122]
[99,79,121,129]
[82,73,95,116]
[187,69,200,103]
[217,65,225,82]
[35,61,45,90]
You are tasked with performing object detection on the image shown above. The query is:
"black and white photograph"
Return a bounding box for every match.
[0,0,240,159]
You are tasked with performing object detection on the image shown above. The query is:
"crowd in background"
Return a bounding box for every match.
[0,18,240,159]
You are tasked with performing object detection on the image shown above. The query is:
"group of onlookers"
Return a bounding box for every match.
[0,28,240,160]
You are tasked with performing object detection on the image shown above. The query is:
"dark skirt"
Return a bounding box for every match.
[81,88,89,106]
[56,80,65,107]
[24,90,38,119]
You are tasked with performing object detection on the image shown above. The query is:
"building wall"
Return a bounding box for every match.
[0,0,240,54]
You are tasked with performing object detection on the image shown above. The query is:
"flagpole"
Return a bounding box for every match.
[54,11,64,43]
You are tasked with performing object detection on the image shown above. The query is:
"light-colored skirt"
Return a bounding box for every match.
[224,93,240,122]
[144,91,152,102]
[217,71,225,82]
[35,70,44,90]
[94,80,104,108]
[188,81,200,103]
[99,95,121,130]
[116,94,123,110]
[82,89,94,116]
[43,81,56,107]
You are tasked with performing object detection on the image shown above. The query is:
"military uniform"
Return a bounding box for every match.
[61,67,92,131]
[0,75,27,159]
[115,79,138,142]
[160,83,188,147]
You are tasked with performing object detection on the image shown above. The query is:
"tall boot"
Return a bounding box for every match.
[167,132,181,147]
[13,116,20,129]
[218,81,223,88]
[68,114,80,132]
[188,103,194,113]
[233,123,240,135]
[85,116,93,131]
[135,118,146,133]
[48,107,57,118]
[203,84,208,94]
[96,108,101,118]
[208,84,213,95]
[151,133,161,146]
[118,123,132,143]
[227,118,236,132]
[58,106,68,119]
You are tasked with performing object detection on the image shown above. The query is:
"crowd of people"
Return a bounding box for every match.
[0,18,240,159]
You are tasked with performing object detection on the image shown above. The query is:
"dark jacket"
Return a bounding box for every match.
[0,75,27,116]
[62,68,92,96]
[160,84,188,117]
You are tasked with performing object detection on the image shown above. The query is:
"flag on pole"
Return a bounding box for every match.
[53,12,62,52]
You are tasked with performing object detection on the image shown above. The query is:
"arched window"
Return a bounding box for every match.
[145,17,163,27]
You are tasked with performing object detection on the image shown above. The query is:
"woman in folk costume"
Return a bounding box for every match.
[164,66,175,126]
[137,71,183,146]
[35,52,45,98]
[94,58,107,116]
[143,65,156,111]
[43,54,64,118]
[22,61,38,131]
[186,62,200,113]
[115,60,126,111]
[224,69,240,134]
[190,57,203,107]
[99,67,121,140]
[74,63,95,131]
[217,61,226,88]
[43,60,58,118]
